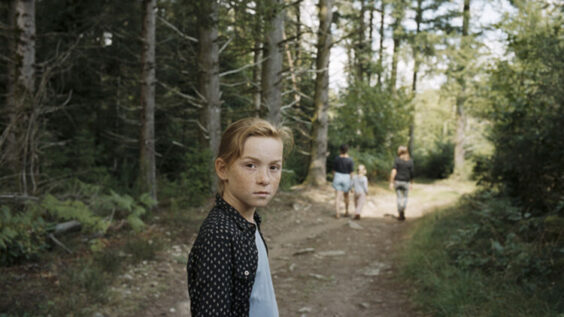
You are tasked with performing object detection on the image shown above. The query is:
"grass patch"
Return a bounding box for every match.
[400,193,563,317]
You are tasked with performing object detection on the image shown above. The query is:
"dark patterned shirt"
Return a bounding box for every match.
[187,195,267,316]
[393,157,415,182]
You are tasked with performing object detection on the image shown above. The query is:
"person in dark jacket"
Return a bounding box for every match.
[187,118,292,317]
[389,145,414,221]
[332,144,354,218]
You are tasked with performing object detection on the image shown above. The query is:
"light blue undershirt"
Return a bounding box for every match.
[249,227,279,317]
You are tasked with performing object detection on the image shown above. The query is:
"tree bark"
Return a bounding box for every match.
[3,0,36,195]
[367,0,375,83]
[454,0,470,175]
[197,0,222,192]
[304,0,333,187]
[261,0,285,125]
[139,0,158,203]
[408,0,423,154]
[376,0,385,87]
[356,0,367,81]
[253,0,263,117]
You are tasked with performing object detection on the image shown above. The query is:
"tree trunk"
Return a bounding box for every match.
[367,0,375,83]
[390,36,399,93]
[253,41,262,117]
[376,0,385,87]
[304,0,333,187]
[454,0,470,175]
[197,0,222,192]
[139,0,158,203]
[3,0,36,195]
[294,2,302,69]
[261,0,284,125]
[390,0,406,94]
[253,0,263,117]
[356,0,367,81]
[408,0,423,154]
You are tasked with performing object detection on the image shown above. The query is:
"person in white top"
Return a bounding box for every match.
[351,164,369,220]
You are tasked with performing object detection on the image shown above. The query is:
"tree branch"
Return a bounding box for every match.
[157,16,198,43]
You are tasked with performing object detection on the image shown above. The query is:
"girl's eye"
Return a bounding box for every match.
[245,163,256,168]
[270,165,281,171]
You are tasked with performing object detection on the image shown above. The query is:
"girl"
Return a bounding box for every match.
[187,118,292,317]
[352,164,369,220]
[389,145,414,221]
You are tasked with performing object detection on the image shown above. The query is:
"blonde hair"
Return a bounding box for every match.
[358,164,367,176]
[216,117,293,192]
[397,145,409,157]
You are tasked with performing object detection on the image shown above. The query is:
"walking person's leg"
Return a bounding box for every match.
[395,181,408,220]
[335,190,343,218]
[344,191,350,217]
[354,193,365,219]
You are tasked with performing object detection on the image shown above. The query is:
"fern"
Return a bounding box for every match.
[42,195,108,233]
[139,193,158,209]
[109,190,135,212]
[0,206,47,265]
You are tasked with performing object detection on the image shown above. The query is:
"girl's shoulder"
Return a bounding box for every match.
[200,207,241,236]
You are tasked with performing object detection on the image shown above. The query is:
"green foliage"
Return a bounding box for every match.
[0,180,154,265]
[0,206,47,266]
[42,185,152,234]
[331,82,411,177]
[445,193,562,288]
[159,147,213,205]
[477,2,564,213]
[42,195,109,233]
[401,191,563,316]
[412,138,454,179]
[348,148,392,180]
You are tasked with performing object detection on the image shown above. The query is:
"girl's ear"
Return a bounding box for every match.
[215,158,229,181]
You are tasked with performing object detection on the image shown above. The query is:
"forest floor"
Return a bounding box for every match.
[93,179,475,317]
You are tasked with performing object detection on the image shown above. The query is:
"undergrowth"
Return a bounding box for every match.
[401,190,564,317]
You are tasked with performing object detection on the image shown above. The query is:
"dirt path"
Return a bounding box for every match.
[99,180,473,317]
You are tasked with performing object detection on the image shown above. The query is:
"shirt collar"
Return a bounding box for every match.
[215,194,262,230]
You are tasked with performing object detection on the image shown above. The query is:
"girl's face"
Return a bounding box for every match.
[216,136,283,216]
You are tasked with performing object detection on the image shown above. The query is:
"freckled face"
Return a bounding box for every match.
[217,136,284,215]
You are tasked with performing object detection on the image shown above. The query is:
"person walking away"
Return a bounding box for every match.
[332,144,354,218]
[187,117,293,316]
[389,145,414,221]
[352,164,369,220]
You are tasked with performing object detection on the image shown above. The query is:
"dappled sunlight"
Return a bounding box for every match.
[359,179,474,219]
[290,179,475,220]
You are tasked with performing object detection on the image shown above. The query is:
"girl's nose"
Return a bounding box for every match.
[257,167,270,185]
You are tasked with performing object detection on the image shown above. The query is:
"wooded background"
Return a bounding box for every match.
[0,0,562,276]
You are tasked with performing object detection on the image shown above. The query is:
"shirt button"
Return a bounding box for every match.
[244,270,250,276]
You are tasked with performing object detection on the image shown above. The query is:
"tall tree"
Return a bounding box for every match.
[261,0,285,125]
[389,0,407,93]
[454,0,470,175]
[139,0,157,202]
[197,0,222,191]
[376,0,386,87]
[408,0,423,153]
[356,0,367,80]
[304,0,333,186]
[2,0,36,195]
[367,0,376,83]
[252,0,263,117]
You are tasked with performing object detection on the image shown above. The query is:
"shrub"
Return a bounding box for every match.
[413,139,454,179]
[0,206,47,266]
[159,147,212,205]
[402,191,564,316]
